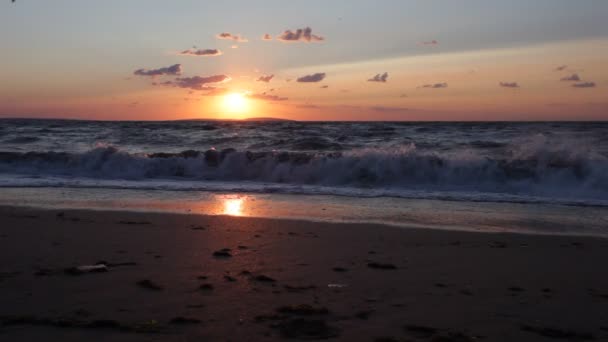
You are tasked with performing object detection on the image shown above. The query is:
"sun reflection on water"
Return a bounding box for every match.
[223,197,244,216]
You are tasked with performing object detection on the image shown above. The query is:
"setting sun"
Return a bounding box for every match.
[222,93,249,114]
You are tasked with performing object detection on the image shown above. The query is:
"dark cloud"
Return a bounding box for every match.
[262,34,273,41]
[419,40,439,45]
[572,82,596,88]
[420,83,448,89]
[560,73,581,82]
[174,75,231,90]
[368,72,389,83]
[248,93,288,101]
[216,32,248,42]
[134,64,182,77]
[499,82,520,88]
[256,74,274,83]
[554,65,568,71]
[179,49,222,56]
[297,73,326,83]
[277,27,324,42]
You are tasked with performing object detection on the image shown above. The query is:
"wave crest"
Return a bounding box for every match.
[0,137,606,201]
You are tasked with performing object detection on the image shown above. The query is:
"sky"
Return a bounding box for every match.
[1,0,607,121]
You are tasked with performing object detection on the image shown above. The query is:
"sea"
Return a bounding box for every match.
[1,119,607,236]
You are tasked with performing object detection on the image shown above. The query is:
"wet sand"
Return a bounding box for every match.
[1,205,607,341]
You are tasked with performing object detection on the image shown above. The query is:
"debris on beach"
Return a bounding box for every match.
[367,262,397,270]
[199,283,214,291]
[136,279,163,291]
[213,248,233,258]
[169,316,201,325]
[253,274,276,283]
[64,264,108,275]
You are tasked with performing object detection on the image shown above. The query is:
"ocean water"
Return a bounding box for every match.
[0,119,607,206]
[1,119,607,236]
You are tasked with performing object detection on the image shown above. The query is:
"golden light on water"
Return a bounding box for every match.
[223,197,244,216]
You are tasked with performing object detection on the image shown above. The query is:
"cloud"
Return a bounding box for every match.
[216,32,248,42]
[560,73,581,82]
[420,83,448,89]
[368,72,389,83]
[419,40,439,45]
[370,106,409,112]
[297,73,326,83]
[499,82,520,88]
[320,85,329,89]
[248,93,288,101]
[277,27,324,42]
[256,74,274,83]
[262,34,273,41]
[202,87,230,96]
[572,82,596,88]
[554,65,568,71]
[151,80,174,86]
[179,49,222,57]
[173,75,231,90]
[134,64,182,77]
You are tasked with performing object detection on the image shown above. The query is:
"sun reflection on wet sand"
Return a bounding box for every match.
[222,196,245,216]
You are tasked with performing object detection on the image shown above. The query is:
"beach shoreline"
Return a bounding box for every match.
[1,205,608,341]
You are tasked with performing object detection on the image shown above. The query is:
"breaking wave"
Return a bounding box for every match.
[0,137,606,204]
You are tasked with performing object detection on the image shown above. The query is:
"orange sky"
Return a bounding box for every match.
[1,1,607,121]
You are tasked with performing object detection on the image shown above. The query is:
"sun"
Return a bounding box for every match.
[222,92,249,114]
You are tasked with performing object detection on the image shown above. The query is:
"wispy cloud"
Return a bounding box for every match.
[554,65,568,71]
[134,64,182,77]
[216,32,248,42]
[419,40,439,46]
[368,72,389,83]
[248,92,288,101]
[179,49,222,57]
[277,27,324,42]
[297,73,326,83]
[256,74,274,83]
[174,75,231,90]
[572,82,596,88]
[560,73,581,82]
[371,106,409,112]
[419,83,448,89]
[499,82,520,88]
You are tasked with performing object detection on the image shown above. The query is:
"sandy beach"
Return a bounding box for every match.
[1,205,607,341]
